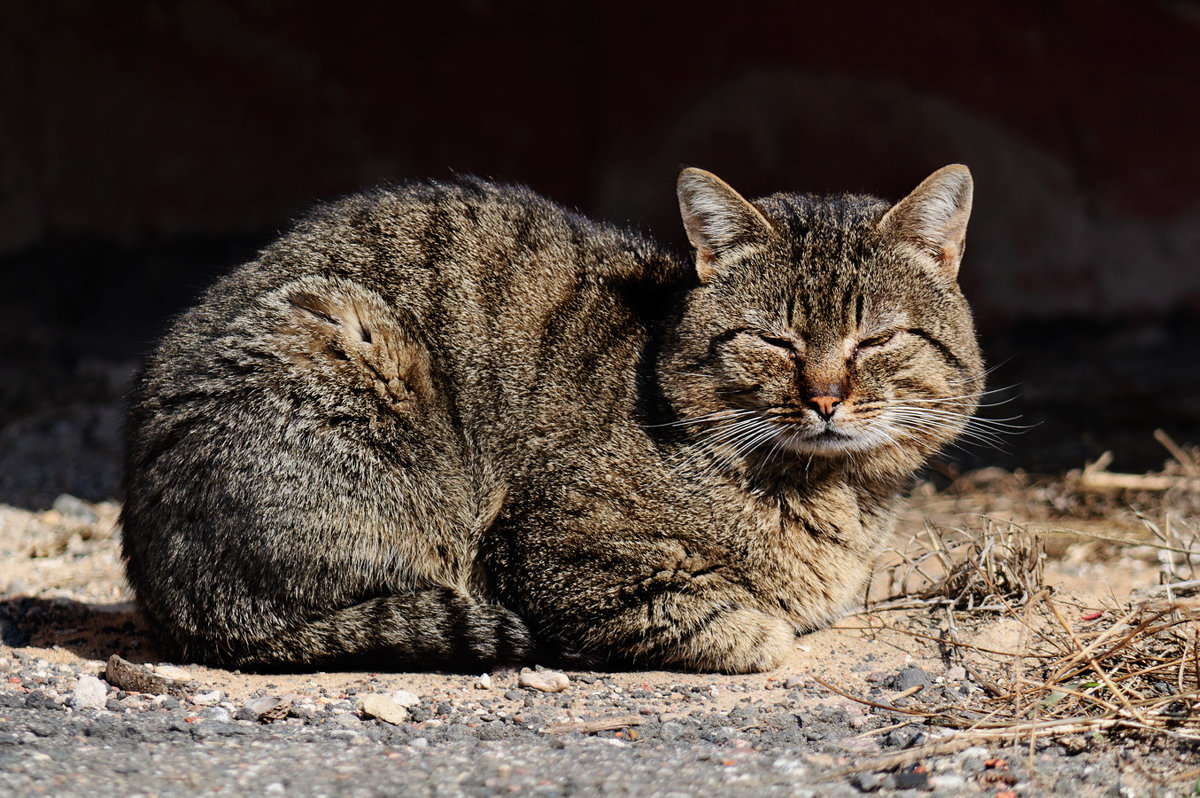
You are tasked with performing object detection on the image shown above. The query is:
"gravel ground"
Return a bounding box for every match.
[2,493,1197,797]
[0,649,1179,798]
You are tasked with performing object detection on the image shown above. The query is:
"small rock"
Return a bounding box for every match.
[151,664,194,682]
[890,666,931,692]
[701,726,735,744]
[945,665,967,682]
[389,689,421,708]
[199,706,233,723]
[325,700,355,715]
[191,690,224,707]
[475,673,492,689]
[783,675,806,689]
[893,766,930,790]
[52,494,99,523]
[328,713,362,729]
[851,772,884,792]
[71,675,108,711]
[289,700,319,720]
[104,655,188,697]
[518,670,569,693]
[236,696,287,722]
[930,774,966,790]
[358,694,410,725]
[886,725,924,749]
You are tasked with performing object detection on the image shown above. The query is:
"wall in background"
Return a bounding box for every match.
[4,0,1199,327]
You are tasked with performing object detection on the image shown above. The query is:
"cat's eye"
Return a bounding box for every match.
[759,334,797,358]
[853,331,898,356]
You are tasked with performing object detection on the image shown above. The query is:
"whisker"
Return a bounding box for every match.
[642,408,756,429]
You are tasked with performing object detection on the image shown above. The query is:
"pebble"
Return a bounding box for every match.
[389,689,421,708]
[289,700,319,720]
[783,675,806,689]
[199,707,233,723]
[518,670,569,693]
[930,773,966,790]
[71,675,108,711]
[475,674,492,689]
[191,690,224,707]
[358,694,410,725]
[890,666,931,692]
[327,713,362,730]
[51,494,99,523]
[851,771,884,791]
[236,696,286,722]
[149,664,194,683]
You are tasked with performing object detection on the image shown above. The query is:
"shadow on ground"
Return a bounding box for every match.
[0,595,156,664]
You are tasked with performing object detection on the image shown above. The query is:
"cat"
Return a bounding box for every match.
[120,165,983,673]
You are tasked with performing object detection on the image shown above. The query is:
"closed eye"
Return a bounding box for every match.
[854,330,901,356]
[760,335,793,349]
[759,334,797,359]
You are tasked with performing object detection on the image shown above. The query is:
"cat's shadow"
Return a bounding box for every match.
[1,594,157,663]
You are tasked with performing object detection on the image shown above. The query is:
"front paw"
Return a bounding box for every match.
[653,608,795,673]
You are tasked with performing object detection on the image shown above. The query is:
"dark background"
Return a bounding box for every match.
[2,0,1198,507]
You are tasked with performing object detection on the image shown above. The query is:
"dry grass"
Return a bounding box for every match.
[868,519,1045,612]
[827,433,1200,782]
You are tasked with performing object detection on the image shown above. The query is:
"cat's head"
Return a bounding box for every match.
[661,165,984,478]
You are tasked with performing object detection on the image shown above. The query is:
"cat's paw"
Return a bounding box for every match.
[678,608,795,674]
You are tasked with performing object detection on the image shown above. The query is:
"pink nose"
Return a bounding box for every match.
[808,395,842,420]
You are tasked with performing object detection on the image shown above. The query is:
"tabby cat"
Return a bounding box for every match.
[121,165,982,673]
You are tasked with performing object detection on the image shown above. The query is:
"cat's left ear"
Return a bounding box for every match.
[878,165,973,278]
[677,168,775,283]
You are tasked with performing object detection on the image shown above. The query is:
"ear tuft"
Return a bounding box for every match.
[878,164,973,277]
[676,168,774,282]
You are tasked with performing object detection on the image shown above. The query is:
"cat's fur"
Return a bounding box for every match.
[121,166,982,673]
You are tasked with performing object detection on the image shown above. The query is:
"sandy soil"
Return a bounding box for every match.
[0,474,1188,714]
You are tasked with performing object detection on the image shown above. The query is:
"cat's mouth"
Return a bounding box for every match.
[776,423,877,456]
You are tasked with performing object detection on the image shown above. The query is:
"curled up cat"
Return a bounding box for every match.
[121,165,983,673]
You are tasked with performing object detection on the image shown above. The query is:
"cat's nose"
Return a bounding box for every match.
[807,395,842,420]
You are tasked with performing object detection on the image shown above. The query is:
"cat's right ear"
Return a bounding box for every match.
[878,164,973,278]
[677,168,774,283]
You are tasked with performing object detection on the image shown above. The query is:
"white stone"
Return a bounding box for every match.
[930,774,967,790]
[71,674,108,710]
[518,670,570,693]
[151,664,193,682]
[358,694,410,725]
[389,689,421,707]
[191,690,224,706]
[474,673,492,689]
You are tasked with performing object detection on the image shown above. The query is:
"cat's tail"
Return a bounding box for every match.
[178,588,536,671]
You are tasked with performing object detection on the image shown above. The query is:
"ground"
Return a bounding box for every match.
[2,457,1197,797]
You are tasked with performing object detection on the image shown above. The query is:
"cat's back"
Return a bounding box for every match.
[128,176,685,490]
[157,177,680,370]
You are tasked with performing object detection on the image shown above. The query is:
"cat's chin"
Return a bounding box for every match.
[774,427,880,457]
